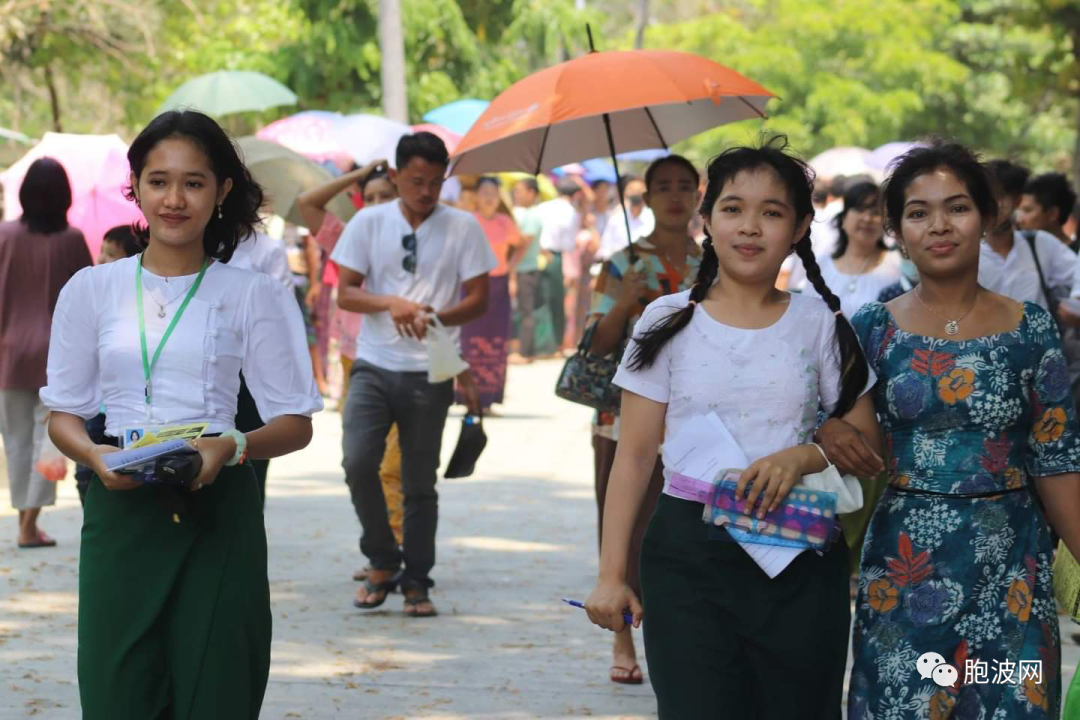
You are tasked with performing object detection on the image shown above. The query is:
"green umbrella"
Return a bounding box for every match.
[158,71,297,116]
[237,136,356,228]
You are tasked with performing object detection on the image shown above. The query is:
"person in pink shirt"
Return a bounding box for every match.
[461,177,524,409]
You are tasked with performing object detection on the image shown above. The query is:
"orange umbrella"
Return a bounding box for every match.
[449,42,774,177]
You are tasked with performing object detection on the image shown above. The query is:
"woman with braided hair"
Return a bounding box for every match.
[585,136,883,718]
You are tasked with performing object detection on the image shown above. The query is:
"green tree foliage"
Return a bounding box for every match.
[0,0,1076,185]
[639,0,1077,176]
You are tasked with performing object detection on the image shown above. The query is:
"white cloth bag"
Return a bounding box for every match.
[800,464,864,514]
[425,316,469,383]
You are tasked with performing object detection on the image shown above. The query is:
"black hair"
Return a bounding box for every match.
[19,158,71,234]
[395,131,449,169]
[828,175,848,199]
[883,141,998,236]
[618,174,643,193]
[359,166,391,193]
[627,136,868,418]
[103,224,144,257]
[516,177,539,194]
[986,159,1031,198]
[590,178,610,189]
[124,110,264,263]
[556,179,579,197]
[476,175,501,190]
[832,181,887,259]
[644,154,700,191]
[1024,172,1077,226]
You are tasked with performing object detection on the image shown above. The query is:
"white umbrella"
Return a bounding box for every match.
[329,114,412,167]
[158,70,298,117]
[808,147,873,180]
[236,137,356,227]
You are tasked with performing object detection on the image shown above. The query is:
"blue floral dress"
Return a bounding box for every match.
[848,301,1080,720]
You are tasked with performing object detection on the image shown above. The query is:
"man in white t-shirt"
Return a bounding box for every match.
[536,180,584,349]
[331,132,497,617]
[978,160,1076,310]
[784,176,846,290]
[598,177,655,261]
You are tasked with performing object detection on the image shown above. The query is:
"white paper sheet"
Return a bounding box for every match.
[664,412,805,578]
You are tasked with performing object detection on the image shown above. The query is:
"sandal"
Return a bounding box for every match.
[403,590,438,618]
[18,531,57,549]
[353,574,399,610]
[610,664,644,685]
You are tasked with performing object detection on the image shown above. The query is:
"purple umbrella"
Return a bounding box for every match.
[868,141,928,171]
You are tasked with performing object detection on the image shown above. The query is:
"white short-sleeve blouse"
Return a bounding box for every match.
[40,255,322,436]
[800,251,903,318]
[613,290,875,494]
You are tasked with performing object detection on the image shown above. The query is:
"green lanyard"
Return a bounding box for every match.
[136,254,209,406]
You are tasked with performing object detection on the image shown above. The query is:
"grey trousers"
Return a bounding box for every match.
[341,359,453,590]
[0,389,56,510]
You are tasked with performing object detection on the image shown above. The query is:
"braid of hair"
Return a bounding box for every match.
[626,232,719,370]
[794,231,869,417]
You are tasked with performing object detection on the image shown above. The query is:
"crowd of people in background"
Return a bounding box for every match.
[7,107,1080,718]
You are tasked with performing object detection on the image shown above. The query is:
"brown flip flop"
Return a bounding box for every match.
[610,664,644,685]
[18,531,57,549]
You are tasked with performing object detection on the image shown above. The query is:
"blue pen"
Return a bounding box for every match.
[562,598,635,625]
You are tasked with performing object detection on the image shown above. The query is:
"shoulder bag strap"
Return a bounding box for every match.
[1025,230,1060,317]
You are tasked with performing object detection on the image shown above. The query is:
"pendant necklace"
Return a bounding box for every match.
[845,252,880,294]
[149,281,197,318]
[914,287,978,336]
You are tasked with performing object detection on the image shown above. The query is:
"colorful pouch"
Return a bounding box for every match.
[701,469,840,551]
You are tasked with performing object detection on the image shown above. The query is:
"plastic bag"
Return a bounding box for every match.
[425,316,469,383]
[35,430,68,483]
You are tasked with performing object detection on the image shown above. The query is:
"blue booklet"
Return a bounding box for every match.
[104,440,193,473]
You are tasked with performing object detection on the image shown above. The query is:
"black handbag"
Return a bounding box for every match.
[554,322,623,413]
[445,412,487,479]
[554,237,639,413]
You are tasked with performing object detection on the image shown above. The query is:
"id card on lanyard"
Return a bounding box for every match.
[135,254,208,415]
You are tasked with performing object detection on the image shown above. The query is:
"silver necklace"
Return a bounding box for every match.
[914,287,978,336]
[843,252,880,293]
[148,281,196,318]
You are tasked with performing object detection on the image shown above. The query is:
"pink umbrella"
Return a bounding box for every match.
[0,132,143,259]
[256,110,351,164]
[412,123,463,155]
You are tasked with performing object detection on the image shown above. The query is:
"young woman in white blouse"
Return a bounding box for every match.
[40,110,322,719]
[802,181,902,318]
[585,138,883,718]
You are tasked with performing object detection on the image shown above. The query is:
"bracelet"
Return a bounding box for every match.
[220,429,248,467]
[809,442,832,467]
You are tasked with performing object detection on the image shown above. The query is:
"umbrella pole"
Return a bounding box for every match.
[601,111,637,265]
[587,24,637,265]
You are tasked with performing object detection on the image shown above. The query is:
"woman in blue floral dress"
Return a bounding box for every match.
[819,142,1080,719]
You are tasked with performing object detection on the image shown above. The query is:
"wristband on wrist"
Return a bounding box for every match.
[221,429,248,466]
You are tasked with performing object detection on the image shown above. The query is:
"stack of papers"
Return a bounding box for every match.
[663,412,805,578]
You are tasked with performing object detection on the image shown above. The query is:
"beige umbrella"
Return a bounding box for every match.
[236,136,356,228]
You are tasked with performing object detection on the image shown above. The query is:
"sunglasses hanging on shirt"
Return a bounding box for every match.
[402,232,418,274]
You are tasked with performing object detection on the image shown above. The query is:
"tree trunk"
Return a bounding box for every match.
[378,0,409,124]
[634,0,649,49]
[1072,25,1080,193]
[44,63,62,132]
